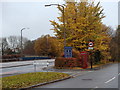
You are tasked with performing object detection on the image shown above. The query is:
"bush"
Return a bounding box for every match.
[56,49,82,68]
[55,57,82,68]
[2,54,21,59]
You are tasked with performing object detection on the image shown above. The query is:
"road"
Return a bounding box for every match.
[36,63,119,89]
[0,59,55,77]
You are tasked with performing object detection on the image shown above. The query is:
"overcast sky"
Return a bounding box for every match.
[0,0,119,40]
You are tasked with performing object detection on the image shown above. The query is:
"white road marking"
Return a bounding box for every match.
[88,71,94,72]
[91,86,98,90]
[94,86,98,88]
[105,77,116,83]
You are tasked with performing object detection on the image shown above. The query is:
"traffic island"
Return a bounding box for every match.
[2,72,71,89]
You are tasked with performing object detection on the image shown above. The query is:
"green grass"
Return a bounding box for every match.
[2,72,69,89]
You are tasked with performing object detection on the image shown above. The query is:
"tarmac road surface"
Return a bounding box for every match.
[0,59,55,77]
[36,63,119,89]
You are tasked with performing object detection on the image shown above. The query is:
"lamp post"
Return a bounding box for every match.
[45,4,66,47]
[21,28,29,57]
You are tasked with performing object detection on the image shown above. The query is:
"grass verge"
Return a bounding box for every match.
[2,72,69,89]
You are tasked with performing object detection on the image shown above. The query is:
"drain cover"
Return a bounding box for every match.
[82,79,92,80]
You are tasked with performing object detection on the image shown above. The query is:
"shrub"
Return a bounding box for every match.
[2,54,21,59]
[55,57,82,68]
[56,49,83,68]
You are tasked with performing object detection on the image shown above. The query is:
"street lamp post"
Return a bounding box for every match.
[45,4,66,47]
[21,28,29,57]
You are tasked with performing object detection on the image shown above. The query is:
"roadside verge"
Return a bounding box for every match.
[2,72,72,90]
[20,75,72,89]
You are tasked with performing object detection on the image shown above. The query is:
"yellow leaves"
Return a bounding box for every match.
[99,45,107,51]
[34,35,63,56]
[50,1,110,53]
[77,29,83,32]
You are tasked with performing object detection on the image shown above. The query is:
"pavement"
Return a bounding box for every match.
[42,62,116,76]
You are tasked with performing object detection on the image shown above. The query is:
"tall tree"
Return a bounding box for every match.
[0,38,9,55]
[50,1,106,50]
[50,1,112,61]
[34,35,63,57]
[117,25,120,61]
[7,36,28,54]
[23,40,35,55]
[111,25,120,61]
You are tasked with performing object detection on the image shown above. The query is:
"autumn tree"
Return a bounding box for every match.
[110,25,120,61]
[116,25,120,61]
[23,40,35,55]
[117,25,120,61]
[50,0,112,61]
[34,35,63,57]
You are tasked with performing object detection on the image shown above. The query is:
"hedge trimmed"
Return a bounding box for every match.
[55,57,82,68]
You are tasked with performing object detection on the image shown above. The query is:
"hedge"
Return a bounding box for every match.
[55,57,82,68]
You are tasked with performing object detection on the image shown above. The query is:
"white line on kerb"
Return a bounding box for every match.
[105,77,116,83]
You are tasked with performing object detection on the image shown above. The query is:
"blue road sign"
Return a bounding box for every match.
[64,46,72,58]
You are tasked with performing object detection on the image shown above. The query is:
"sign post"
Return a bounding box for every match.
[88,41,94,69]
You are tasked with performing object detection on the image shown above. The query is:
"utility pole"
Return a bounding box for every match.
[45,4,66,47]
[21,28,29,57]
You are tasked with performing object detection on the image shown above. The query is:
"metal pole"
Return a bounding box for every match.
[90,51,93,69]
[1,41,3,55]
[45,4,66,47]
[46,60,49,82]
[34,60,36,72]
[21,28,24,57]
[21,28,29,57]
[47,35,48,56]
[60,5,66,47]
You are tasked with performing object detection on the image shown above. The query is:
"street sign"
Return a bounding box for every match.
[88,42,94,47]
[88,47,94,50]
[64,46,72,58]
